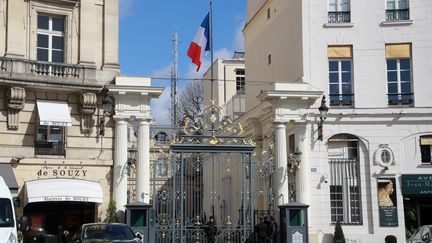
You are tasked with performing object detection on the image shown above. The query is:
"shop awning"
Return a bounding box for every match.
[0,164,18,193]
[36,100,72,126]
[25,179,103,203]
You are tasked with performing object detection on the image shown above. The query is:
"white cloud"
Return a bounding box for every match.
[150,88,171,125]
[119,0,135,19]
[150,64,172,125]
[233,21,245,52]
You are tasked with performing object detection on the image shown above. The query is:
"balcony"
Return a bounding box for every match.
[328,11,351,23]
[0,57,97,87]
[386,9,410,21]
[387,93,413,106]
[35,141,66,156]
[221,94,245,120]
[329,94,354,107]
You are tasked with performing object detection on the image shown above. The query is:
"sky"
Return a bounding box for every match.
[119,0,246,125]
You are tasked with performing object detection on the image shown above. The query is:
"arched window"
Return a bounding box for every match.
[328,134,362,225]
[154,132,168,142]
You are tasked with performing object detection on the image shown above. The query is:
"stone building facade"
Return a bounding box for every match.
[0,0,119,241]
[230,0,432,242]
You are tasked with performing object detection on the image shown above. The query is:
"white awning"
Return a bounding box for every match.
[36,100,72,126]
[25,179,103,203]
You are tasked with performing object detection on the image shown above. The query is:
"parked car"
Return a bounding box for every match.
[408,225,432,243]
[69,223,142,243]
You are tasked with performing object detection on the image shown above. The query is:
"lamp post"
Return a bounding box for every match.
[317,95,329,141]
[98,94,113,136]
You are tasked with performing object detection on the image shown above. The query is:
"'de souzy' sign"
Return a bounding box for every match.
[377,178,398,227]
[37,165,88,178]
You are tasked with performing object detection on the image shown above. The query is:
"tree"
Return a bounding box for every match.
[176,81,204,125]
[104,200,117,223]
[333,220,346,243]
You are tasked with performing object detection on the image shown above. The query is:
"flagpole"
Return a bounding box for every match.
[210,0,214,102]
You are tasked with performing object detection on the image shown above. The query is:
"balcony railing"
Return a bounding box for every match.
[328,11,351,23]
[0,57,96,85]
[221,94,245,120]
[388,93,413,105]
[329,94,354,107]
[385,9,410,21]
[35,141,66,156]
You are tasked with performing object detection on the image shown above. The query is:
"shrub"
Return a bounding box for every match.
[333,220,345,243]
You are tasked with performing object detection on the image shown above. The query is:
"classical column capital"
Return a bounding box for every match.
[113,117,128,124]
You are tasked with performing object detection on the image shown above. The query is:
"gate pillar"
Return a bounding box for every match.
[109,77,164,221]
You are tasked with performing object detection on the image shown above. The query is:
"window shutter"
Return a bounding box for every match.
[328,46,352,59]
[385,43,411,59]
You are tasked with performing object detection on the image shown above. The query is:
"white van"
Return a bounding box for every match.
[0,176,18,243]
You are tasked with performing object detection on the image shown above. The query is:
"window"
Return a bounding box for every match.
[328,46,353,106]
[155,132,168,142]
[420,136,432,163]
[35,125,65,155]
[386,0,409,21]
[386,44,413,106]
[0,199,14,227]
[328,134,362,224]
[37,15,65,63]
[267,8,271,19]
[236,69,245,95]
[328,0,350,23]
[288,134,295,154]
[268,54,272,65]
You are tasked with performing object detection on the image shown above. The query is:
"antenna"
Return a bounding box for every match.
[171,32,179,126]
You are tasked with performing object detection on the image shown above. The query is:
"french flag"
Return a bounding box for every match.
[187,14,210,72]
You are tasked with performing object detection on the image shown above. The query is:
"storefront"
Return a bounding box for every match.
[23,179,103,243]
[402,174,432,237]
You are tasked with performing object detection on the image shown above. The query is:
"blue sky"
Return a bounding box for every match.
[119,0,246,124]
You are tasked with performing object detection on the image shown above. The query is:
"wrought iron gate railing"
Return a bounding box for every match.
[150,104,256,242]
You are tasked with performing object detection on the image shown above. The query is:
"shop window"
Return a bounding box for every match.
[420,136,432,163]
[35,125,65,156]
[328,134,362,225]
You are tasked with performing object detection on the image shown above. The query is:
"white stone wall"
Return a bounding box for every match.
[243,0,432,242]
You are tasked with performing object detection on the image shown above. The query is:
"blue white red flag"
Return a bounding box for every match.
[187,14,210,72]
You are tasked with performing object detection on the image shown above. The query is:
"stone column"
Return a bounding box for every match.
[274,122,289,205]
[296,123,310,204]
[136,119,151,204]
[113,118,128,219]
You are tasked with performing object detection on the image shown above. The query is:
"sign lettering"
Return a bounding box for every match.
[37,165,88,178]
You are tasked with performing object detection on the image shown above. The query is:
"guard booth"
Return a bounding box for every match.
[125,202,152,243]
[279,202,309,243]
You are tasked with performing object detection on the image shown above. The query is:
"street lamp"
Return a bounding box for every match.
[317,95,329,141]
[98,91,114,136]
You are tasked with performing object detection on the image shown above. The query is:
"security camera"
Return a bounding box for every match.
[322,174,329,183]
[12,156,24,163]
